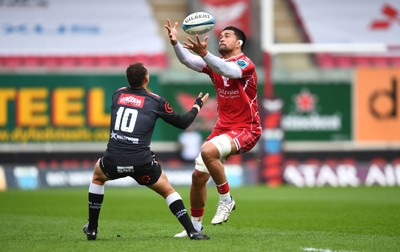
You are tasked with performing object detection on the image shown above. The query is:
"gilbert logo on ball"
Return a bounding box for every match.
[182,12,215,35]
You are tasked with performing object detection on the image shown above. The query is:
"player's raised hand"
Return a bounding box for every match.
[199,92,209,104]
[183,34,209,58]
[165,19,179,46]
[193,92,209,111]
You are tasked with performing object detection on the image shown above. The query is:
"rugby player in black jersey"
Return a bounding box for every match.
[83,62,210,240]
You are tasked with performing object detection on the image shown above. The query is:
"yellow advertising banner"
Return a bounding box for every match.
[355,68,400,142]
[0,73,178,143]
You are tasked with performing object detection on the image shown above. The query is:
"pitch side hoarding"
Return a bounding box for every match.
[355,68,400,142]
[0,74,171,143]
[274,82,352,141]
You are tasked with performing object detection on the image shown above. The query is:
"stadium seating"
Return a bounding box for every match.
[317,54,400,69]
[0,55,168,70]
[291,0,400,69]
[0,0,168,71]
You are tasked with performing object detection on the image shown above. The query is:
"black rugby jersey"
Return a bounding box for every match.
[104,87,198,166]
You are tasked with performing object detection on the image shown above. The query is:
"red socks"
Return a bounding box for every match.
[216,181,230,194]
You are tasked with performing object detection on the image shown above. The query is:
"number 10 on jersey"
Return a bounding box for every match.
[114,107,138,133]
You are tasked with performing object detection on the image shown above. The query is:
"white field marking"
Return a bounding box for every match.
[303,248,356,252]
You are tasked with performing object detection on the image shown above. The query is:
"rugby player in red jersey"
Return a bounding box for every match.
[165,20,262,237]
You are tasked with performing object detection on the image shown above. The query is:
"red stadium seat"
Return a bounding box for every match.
[353,57,371,67]
[22,57,43,67]
[77,57,97,67]
[317,53,336,69]
[372,57,390,67]
[335,55,353,69]
[41,57,62,68]
[2,57,23,68]
[96,56,116,67]
[60,57,79,67]
[390,57,400,67]
[118,56,136,67]
[153,54,168,68]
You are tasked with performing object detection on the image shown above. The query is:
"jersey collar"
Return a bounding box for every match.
[224,53,244,62]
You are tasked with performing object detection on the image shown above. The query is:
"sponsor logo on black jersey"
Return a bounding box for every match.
[117,93,145,108]
[164,101,174,114]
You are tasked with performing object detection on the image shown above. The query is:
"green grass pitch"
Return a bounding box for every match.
[0,186,399,252]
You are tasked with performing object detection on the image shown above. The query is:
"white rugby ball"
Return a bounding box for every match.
[182,12,215,35]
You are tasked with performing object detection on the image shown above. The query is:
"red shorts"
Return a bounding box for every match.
[206,126,261,154]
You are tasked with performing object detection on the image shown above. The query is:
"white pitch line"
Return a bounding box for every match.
[303,248,356,252]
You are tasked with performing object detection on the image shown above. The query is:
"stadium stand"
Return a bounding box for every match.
[291,0,400,69]
[1,0,398,72]
[0,0,168,72]
[149,0,189,70]
[275,0,314,71]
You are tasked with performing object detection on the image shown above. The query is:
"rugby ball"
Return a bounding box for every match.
[182,12,215,35]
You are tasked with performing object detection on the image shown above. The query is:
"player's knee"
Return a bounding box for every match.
[92,159,107,184]
[200,143,218,161]
[194,153,209,173]
[92,176,106,185]
[206,134,232,160]
[192,170,209,185]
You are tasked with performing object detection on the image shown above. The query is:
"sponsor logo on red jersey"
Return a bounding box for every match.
[117,93,145,108]
[236,59,249,69]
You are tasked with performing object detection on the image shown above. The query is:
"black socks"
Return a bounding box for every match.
[168,199,197,234]
[88,192,104,230]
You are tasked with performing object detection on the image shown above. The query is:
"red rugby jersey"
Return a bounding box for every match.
[202,53,261,132]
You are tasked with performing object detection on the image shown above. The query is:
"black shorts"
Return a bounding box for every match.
[99,155,162,186]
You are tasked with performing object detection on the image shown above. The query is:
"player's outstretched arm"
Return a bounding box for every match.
[165,19,206,72]
[165,19,178,46]
[184,34,209,58]
[161,92,209,129]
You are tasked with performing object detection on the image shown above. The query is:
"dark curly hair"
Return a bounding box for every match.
[126,62,148,88]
